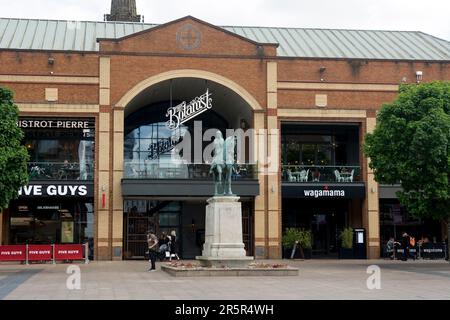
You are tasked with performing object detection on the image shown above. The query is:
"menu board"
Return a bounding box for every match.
[61,221,74,243]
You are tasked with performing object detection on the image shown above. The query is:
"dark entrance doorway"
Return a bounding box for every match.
[283,199,359,258]
[123,200,181,260]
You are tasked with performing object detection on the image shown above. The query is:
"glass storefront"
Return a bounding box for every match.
[19,117,95,181]
[281,123,361,183]
[123,200,182,259]
[9,199,94,254]
[282,199,351,257]
[6,117,97,259]
[380,199,443,245]
[124,102,228,179]
[282,124,359,166]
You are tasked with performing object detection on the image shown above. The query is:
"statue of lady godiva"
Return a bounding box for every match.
[209,131,236,196]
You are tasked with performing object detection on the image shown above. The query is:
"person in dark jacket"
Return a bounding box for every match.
[401,232,410,261]
[169,230,180,261]
[146,231,159,272]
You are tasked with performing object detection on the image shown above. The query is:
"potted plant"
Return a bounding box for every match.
[282,228,312,259]
[298,229,312,259]
[339,227,354,259]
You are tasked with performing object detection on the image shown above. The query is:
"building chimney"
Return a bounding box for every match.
[105,0,142,22]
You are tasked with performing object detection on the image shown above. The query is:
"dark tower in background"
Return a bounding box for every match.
[105,0,143,22]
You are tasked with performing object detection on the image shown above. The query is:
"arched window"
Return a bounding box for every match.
[124,101,228,178]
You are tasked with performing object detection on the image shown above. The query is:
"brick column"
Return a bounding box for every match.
[365,117,380,259]
[253,112,267,259]
[97,56,112,260]
[112,109,124,260]
[266,61,281,259]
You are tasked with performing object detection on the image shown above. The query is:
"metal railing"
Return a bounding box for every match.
[124,161,257,180]
[282,165,361,183]
[28,162,94,181]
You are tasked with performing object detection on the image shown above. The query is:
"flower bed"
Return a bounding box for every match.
[166,261,290,270]
[249,263,289,269]
[166,262,200,269]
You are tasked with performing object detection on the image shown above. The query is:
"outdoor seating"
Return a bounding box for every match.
[286,169,297,182]
[334,170,344,182]
[341,169,355,182]
[298,169,309,182]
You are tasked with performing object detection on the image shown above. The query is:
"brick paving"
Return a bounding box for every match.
[0,260,449,300]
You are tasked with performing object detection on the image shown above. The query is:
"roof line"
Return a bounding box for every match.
[1,16,448,43]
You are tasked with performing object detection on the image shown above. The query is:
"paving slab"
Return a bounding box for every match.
[0,259,449,300]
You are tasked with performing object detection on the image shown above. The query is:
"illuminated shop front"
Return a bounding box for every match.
[2,117,95,258]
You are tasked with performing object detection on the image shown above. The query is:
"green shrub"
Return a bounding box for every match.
[340,228,353,249]
[282,228,312,249]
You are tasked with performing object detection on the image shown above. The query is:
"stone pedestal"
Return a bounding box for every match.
[196,196,254,268]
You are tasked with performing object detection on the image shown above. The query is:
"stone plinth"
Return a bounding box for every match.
[196,196,254,268]
[161,265,299,277]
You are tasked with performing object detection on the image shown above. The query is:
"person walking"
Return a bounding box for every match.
[146,231,159,272]
[169,230,180,261]
[401,232,410,261]
[386,237,401,260]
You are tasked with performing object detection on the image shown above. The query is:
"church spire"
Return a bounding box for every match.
[105,0,142,22]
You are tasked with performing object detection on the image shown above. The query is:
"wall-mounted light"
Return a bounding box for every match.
[48,57,55,66]
[319,66,326,82]
[416,71,423,83]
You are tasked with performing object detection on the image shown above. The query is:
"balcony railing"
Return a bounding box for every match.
[282,165,361,183]
[28,162,94,181]
[124,161,257,180]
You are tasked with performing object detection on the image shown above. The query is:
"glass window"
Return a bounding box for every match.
[124,103,228,177]
[9,200,94,250]
[21,118,95,181]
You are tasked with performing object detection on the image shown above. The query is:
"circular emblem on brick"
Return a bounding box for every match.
[176,24,202,50]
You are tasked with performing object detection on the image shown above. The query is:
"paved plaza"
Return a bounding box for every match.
[0,260,449,300]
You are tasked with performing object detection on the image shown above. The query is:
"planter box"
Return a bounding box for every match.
[161,265,299,277]
[339,248,354,259]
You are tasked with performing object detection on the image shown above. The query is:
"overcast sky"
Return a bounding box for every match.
[0,0,449,40]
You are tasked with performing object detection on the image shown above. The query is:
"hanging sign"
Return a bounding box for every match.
[165,89,213,131]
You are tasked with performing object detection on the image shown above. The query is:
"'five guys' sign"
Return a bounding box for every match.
[0,244,84,262]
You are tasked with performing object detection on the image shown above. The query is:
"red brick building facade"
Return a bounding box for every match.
[1,15,449,260]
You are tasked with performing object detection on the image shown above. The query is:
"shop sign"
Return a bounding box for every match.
[18,184,92,197]
[303,188,345,198]
[0,246,26,261]
[282,184,366,199]
[54,244,84,260]
[17,119,90,129]
[148,135,182,160]
[166,89,213,130]
[27,245,52,261]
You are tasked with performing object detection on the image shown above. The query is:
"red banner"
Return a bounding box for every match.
[0,245,26,261]
[54,244,84,260]
[27,245,53,261]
